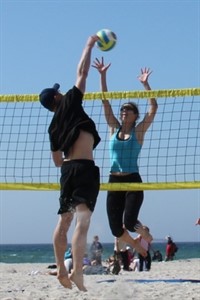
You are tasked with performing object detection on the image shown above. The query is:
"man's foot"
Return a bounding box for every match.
[57,274,72,289]
[133,238,147,257]
[134,223,153,243]
[69,271,87,292]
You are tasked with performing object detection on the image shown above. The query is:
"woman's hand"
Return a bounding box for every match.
[195,218,200,225]
[137,67,152,85]
[92,57,111,74]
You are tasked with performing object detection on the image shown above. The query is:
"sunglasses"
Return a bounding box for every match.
[120,106,135,112]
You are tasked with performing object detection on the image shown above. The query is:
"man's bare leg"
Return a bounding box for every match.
[69,204,92,292]
[119,229,147,257]
[53,212,74,289]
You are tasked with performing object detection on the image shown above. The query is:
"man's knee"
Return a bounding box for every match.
[62,212,73,220]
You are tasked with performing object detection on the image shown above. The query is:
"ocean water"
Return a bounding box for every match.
[0,242,199,264]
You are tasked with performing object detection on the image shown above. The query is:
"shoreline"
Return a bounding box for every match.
[0,259,200,300]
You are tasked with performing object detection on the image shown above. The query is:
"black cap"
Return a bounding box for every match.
[39,83,60,111]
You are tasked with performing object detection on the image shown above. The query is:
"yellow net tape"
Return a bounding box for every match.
[0,182,199,191]
[0,88,200,102]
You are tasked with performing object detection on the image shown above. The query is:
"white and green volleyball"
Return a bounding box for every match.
[96,29,117,51]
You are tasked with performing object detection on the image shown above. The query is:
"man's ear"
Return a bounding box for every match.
[54,93,60,100]
[54,93,62,104]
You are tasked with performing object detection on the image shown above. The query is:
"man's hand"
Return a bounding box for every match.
[87,35,99,48]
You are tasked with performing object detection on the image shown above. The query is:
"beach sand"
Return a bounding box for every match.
[0,259,200,300]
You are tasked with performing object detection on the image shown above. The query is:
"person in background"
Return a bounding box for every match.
[90,235,103,265]
[114,237,130,271]
[48,248,73,276]
[137,226,152,271]
[106,254,121,275]
[165,236,178,261]
[83,253,91,267]
[92,57,158,257]
[64,247,72,259]
[39,34,100,292]
[64,248,73,274]
[126,246,135,270]
[152,250,163,262]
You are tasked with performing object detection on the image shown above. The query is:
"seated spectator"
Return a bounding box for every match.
[83,253,91,268]
[64,247,72,259]
[48,247,73,276]
[152,250,163,262]
[106,254,121,275]
[64,247,73,273]
[83,253,108,275]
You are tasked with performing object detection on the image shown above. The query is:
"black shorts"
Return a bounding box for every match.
[106,173,143,237]
[58,160,100,214]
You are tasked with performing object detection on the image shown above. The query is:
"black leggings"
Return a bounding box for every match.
[106,173,143,237]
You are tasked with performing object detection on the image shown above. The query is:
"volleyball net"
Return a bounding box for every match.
[0,88,200,191]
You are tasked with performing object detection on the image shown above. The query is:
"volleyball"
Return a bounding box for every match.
[96,29,117,51]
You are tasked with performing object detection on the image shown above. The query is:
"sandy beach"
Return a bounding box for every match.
[0,259,200,300]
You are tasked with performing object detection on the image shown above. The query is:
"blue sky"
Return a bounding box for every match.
[0,0,200,244]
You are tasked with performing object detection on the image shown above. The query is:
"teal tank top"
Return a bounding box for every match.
[109,128,142,173]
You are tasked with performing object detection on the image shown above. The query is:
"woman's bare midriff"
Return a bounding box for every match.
[64,130,94,160]
[110,172,132,176]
